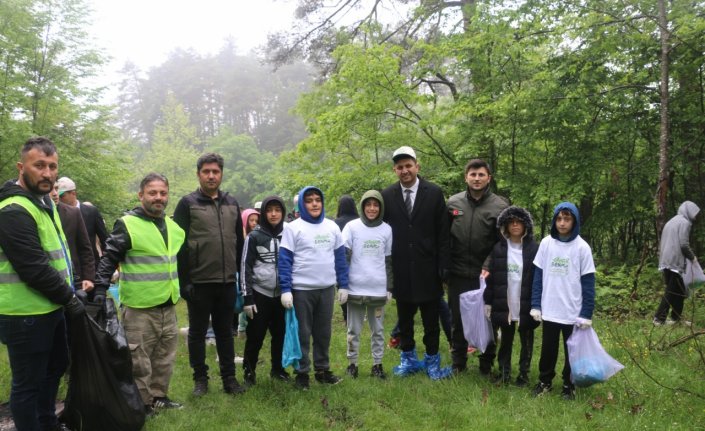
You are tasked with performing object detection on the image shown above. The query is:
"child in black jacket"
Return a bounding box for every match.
[484,206,539,386]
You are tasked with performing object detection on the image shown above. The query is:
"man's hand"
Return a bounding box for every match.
[281,292,293,309]
[244,304,257,320]
[530,309,542,322]
[81,280,94,292]
[65,295,86,318]
[484,305,492,320]
[480,269,490,279]
[337,289,348,305]
[180,283,194,302]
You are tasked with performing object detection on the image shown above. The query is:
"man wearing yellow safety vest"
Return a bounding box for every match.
[94,172,185,416]
[0,137,85,431]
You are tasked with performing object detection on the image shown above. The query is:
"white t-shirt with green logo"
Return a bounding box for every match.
[533,235,595,324]
[280,218,344,290]
[342,218,393,297]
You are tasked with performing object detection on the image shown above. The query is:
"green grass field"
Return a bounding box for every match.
[2,300,705,430]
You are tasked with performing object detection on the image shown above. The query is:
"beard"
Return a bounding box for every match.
[22,171,53,195]
[143,199,167,217]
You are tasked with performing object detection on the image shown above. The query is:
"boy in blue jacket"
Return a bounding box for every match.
[279,186,349,390]
[530,202,595,400]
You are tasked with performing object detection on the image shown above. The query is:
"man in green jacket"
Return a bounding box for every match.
[0,137,85,431]
[446,159,509,375]
[94,172,185,415]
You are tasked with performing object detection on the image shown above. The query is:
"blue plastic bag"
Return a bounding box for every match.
[108,284,120,307]
[567,326,624,387]
[459,277,495,353]
[281,307,302,370]
[233,274,244,314]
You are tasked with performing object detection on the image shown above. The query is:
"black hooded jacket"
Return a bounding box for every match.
[0,180,73,306]
[241,196,286,302]
[334,194,358,231]
[483,206,540,329]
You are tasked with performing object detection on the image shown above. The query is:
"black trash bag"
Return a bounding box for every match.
[62,298,145,431]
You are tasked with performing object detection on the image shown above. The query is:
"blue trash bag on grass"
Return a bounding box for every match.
[567,326,624,388]
[282,307,302,370]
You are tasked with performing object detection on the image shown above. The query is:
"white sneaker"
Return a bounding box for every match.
[653,318,664,327]
[234,355,244,364]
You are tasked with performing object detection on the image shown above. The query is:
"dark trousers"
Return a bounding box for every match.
[654,270,687,322]
[0,309,68,431]
[390,297,452,343]
[448,277,495,371]
[396,298,440,355]
[538,320,574,386]
[186,283,235,381]
[293,286,335,374]
[497,322,534,377]
[243,290,286,374]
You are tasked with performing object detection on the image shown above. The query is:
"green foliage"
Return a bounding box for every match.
[205,129,278,208]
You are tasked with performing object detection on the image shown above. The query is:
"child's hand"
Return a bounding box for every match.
[530,309,542,322]
[337,289,348,304]
[281,292,293,309]
[576,317,592,329]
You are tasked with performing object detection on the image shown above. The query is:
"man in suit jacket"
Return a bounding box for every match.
[50,183,95,292]
[381,146,451,380]
[57,176,108,269]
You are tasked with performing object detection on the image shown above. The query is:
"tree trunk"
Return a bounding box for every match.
[655,0,670,239]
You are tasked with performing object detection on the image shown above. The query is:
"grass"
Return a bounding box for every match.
[2,299,705,430]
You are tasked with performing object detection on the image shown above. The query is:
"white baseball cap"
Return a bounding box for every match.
[392,146,417,162]
[56,177,76,195]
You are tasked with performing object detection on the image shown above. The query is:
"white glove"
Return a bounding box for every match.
[576,317,592,329]
[386,292,392,303]
[484,305,492,320]
[244,304,257,320]
[338,289,348,304]
[281,292,293,309]
[530,309,542,322]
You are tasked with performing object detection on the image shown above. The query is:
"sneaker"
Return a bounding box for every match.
[315,370,342,385]
[294,373,310,390]
[561,384,576,400]
[371,364,387,380]
[192,378,208,397]
[667,319,692,327]
[244,368,256,386]
[515,374,530,387]
[346,364,359,379]
[665,319,677,326]
[144,404,156,418]
[152,397,183,410]
[388,336,400,349]
[653,318,664,327]
[270,369,291,381]
[531,382,553,397]
[223,376,246,395]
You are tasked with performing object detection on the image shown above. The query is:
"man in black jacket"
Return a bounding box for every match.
[381,146,452,380]
[0,137,84,431]
[174,153,245,396]
[57,176,108,270]
[446,159,509,375]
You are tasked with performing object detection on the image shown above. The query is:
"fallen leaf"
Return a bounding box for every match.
[481,388,489,406]
[607,392,614,401]
[585,412,593,420]
[321,397,329,409]
[590,401,604,410]
[631,404,644,415]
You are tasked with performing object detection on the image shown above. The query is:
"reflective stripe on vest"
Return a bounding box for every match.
[119,214,185,308]
[0,195,72,315]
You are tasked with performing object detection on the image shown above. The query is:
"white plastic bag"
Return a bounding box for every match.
[459,277,494,353]
[683,259,705,289]
[567,326,624,387]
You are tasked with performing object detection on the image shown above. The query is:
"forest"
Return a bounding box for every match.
[1,0,704,292]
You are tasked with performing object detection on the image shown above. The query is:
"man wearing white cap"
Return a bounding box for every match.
[57,176,108,270]
[381,146,452,380]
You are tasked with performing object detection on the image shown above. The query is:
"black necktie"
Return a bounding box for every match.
[404,189,413,215]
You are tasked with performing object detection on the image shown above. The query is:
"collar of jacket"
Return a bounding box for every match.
[464,185,491,204]
[195,187,227,203]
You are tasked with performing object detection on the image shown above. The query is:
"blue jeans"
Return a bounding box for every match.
[0,308,68,431]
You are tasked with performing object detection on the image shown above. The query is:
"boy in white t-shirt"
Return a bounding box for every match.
[530,202,595,401]
[340,190,393,380]
[278,186,349,390]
